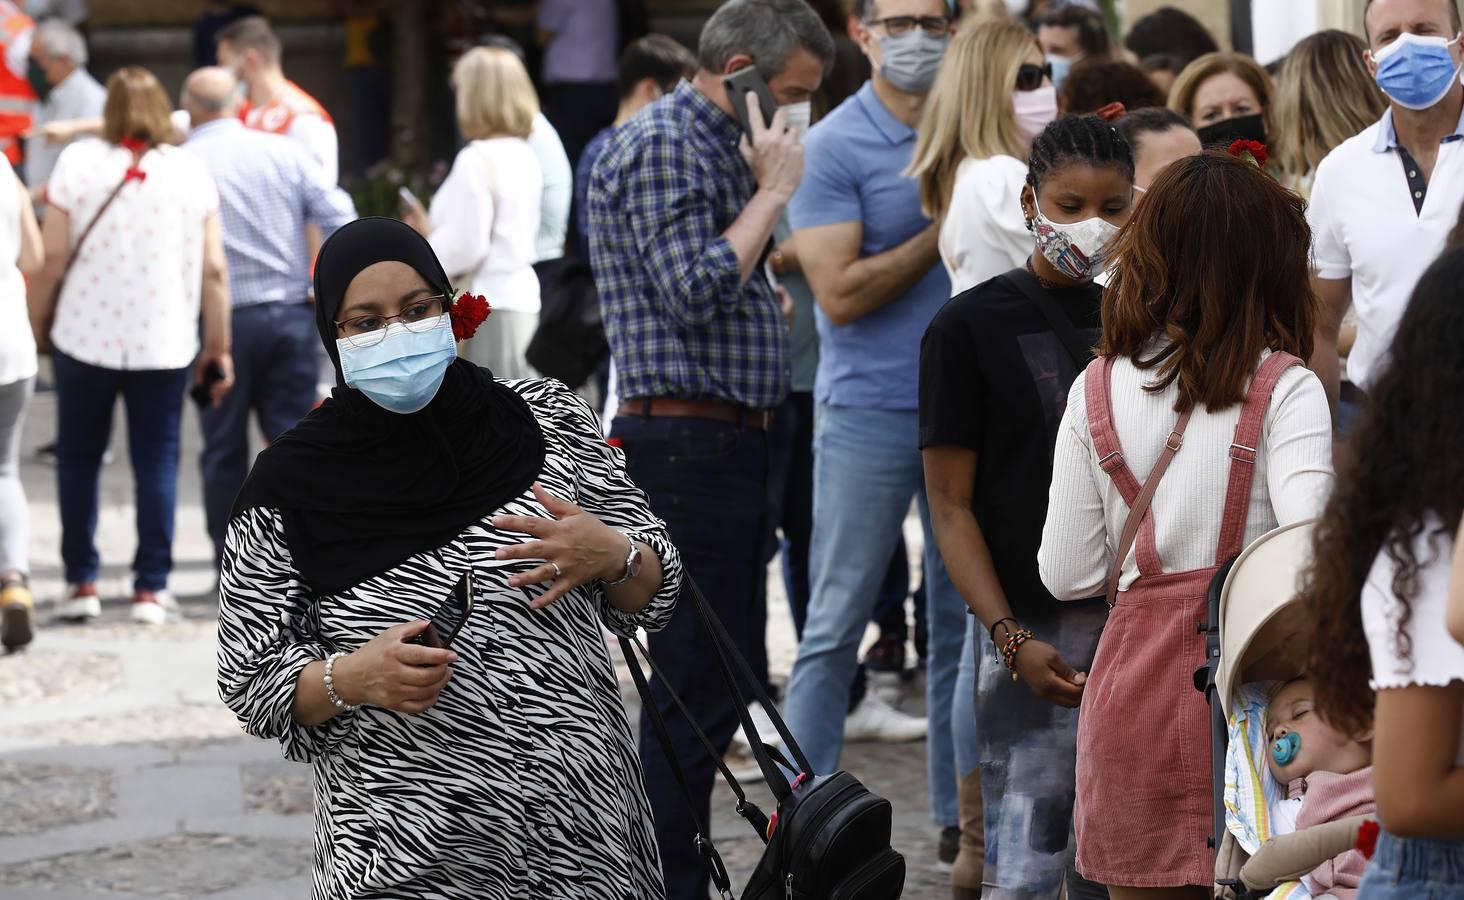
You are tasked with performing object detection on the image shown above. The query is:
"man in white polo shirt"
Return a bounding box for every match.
[1309,0,1464,413]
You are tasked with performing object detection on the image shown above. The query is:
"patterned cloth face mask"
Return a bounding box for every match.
[1030,200,1122,282]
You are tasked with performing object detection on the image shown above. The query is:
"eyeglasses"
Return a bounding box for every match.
[1016,62,1054,92]
[865,15,953,37]
[335,295,447,348]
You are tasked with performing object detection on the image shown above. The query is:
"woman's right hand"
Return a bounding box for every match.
[1011,639,1087,709]
[333,621,457,715]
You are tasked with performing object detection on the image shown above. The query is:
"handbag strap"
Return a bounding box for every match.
[999,267,1094,368]
[1105,405,1194,608]
[61,157,143,285]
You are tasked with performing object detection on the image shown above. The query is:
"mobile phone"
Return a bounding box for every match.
[408,571,474,649]
[190,362,224,409]
[398,186,421,210]
[724,66,778,143]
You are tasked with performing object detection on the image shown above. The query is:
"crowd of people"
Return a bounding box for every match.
[0,0,1463,899]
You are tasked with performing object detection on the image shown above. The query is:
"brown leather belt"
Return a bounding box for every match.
[618,398,774,430]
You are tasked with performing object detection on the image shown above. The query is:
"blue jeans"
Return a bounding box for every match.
[1359,833,1464,899]
[954,615,979,779]
[53,351,190,591]
[200,301,317,560]
[610,413,769,900]
[783,403,966,828]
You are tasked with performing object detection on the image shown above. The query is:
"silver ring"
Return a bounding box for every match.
[551,562,563,579]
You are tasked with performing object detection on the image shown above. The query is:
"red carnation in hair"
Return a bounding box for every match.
[1355,819,1380,860]
[450,291,491,341]
[1228,139,1269,170]
[1096,102,1127,123]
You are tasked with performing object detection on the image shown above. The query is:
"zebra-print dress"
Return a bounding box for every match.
[216,380,680,900]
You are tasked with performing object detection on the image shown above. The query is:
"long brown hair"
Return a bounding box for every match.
[1099,151,1316,412]
[102,67,175,147]
[1302,246,1464,738]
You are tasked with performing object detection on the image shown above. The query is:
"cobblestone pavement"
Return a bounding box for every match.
[1,386,951,899]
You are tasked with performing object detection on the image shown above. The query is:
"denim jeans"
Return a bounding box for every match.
[783,403,966,828]
[974,600,1108,900]
[200,301,317,561]
[1358,833,1464,899]
[610,413,769,900]
[953,615,979,779]
[53,351,190,591]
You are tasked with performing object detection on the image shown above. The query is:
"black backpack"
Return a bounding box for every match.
[527,256,607,389]
[620,577,906,899]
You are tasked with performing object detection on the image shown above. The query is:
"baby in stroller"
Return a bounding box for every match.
[1207,521,1381,900]
[1263,677,1375,897]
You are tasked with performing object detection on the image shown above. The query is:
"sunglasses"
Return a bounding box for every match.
[408,570,475,649]
[1016,62,1054,92]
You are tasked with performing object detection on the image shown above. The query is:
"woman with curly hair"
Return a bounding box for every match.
[1038,151,1334,897]
[1302,245,1464,897]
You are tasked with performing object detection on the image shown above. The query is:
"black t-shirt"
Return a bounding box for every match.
[918,270,1102,617]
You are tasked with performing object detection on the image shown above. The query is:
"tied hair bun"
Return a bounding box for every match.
[1096,102,1128,122]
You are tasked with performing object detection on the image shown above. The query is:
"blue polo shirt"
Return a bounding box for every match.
[789,81,951,411]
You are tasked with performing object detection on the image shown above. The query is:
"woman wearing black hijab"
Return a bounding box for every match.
[216,218,680,899]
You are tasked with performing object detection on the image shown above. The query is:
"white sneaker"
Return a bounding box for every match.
[843,692,927,744]
[57,585,101,621]
[130,590,177,625]
[731,702,783,753]
[867,670,907,710]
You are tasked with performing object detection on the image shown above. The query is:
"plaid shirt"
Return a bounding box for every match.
[185,119,356,306]
[587,81,789,409]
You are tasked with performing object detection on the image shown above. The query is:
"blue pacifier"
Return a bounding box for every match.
[1271,731,1301,766]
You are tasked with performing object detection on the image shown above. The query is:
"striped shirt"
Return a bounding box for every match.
[587,81,789,409]
[184,118,355,307]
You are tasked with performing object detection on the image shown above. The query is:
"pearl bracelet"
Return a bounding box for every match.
[324,652,360,712]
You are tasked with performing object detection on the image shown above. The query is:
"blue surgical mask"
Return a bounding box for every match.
[1047,54,1078,90]
[336,314,456,414]
[877,30,949,94]
[1370,31,1463,110]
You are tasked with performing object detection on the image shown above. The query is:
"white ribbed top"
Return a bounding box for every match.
[1039,351,1335,599]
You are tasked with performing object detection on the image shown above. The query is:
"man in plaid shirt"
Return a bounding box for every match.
[586,2,832,897]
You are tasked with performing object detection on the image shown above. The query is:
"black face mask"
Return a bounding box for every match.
[1196,113,1267,150]
[26,58,50,102]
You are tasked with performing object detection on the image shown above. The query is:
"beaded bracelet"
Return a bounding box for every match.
[324,652,361,712]
[1000,628,1035,682]
[988,616,1021,644]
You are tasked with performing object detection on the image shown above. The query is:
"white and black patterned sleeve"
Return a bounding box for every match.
[549,382,682,636]
[216,506,357,763]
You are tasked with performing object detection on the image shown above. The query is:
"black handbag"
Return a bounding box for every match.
[527,256,607,389]
[619,576,906,899]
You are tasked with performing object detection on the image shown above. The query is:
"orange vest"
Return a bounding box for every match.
[0,6,35,166]
[238,80,334,136]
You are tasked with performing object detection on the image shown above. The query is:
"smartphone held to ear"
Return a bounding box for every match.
[724,67,778,143]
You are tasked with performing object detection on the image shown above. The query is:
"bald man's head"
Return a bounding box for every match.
[182,67,238,124]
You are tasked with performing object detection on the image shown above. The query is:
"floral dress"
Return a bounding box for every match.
[217,380,680,900]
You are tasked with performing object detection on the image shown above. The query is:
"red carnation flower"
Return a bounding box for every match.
[450,291,491,341]
[1228,139,1269,170]
[1355,819,1380,860]
[1096,102,1127,123]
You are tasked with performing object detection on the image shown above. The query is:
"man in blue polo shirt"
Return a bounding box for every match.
[783,0,967,865]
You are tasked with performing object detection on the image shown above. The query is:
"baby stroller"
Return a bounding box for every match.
[1193,520,1378,899]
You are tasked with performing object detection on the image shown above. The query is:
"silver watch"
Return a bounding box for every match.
[604,533,643,587]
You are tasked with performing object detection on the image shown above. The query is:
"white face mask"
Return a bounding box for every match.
[781,100,812,140]
[1030,199,1121,282]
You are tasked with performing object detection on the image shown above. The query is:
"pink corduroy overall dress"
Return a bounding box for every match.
[1072,351,1302,888]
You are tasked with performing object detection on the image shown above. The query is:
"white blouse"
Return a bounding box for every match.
[1363,523,1464,764]
[47,139,219,371]
[0,158,33,386]
[939,154,1032,297]
[429,138,543,314]
[1039,351,1335,599]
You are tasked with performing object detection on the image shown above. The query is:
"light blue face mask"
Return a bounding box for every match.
[1048,54,1078,90]
[336,314,456,414]
[1371,31,1463,110]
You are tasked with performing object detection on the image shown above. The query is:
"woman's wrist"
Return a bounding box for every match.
[327,651,365,708]
[599,527,634,584]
